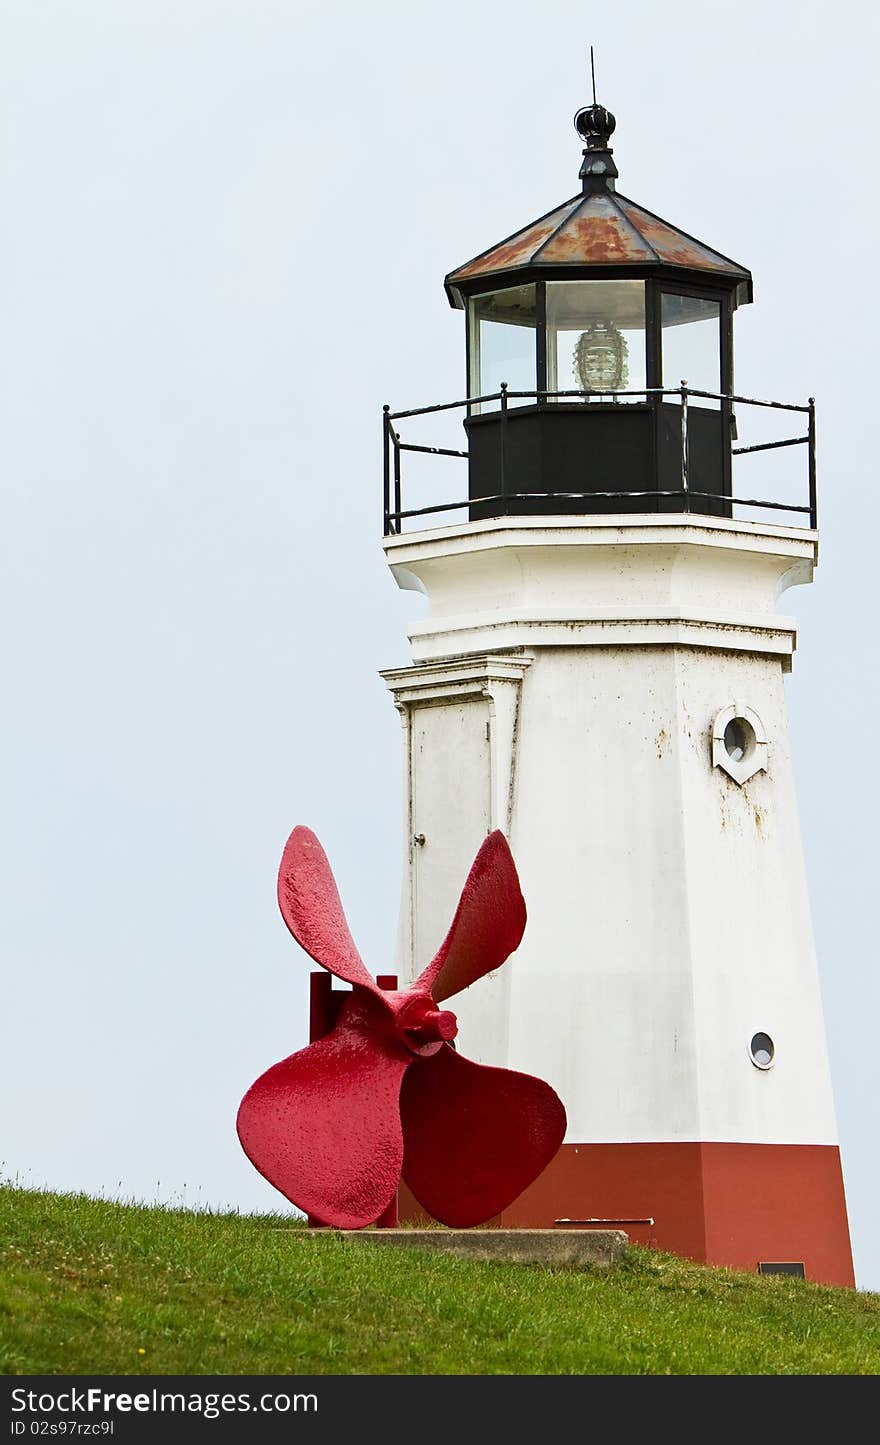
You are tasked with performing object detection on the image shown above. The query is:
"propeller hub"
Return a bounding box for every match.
[396,993,458,1057]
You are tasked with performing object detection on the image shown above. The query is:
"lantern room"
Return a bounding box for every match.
[442,102,751,518]
[382,96,816,536]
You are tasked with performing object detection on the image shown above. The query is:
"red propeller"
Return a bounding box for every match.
[237,826,566,1229]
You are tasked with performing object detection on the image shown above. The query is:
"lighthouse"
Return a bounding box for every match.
[380,95,854,1286]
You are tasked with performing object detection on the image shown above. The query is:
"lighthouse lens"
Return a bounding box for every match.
[546,280,646,401]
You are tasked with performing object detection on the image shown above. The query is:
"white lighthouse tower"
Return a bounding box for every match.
[381,97,854,1285]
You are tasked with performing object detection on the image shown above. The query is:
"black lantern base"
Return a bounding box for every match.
[464,403,730,521]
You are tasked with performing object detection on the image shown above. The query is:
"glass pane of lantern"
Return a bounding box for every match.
[661,294,721,409]
[468,285,537,413]
[546,280,646,402]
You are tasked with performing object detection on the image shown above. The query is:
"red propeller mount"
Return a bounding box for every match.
[237,826,566,1229]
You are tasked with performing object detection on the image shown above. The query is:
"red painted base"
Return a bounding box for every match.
[401,1141,855,1286]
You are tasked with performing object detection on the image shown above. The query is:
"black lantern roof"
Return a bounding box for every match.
[445,102,752,309]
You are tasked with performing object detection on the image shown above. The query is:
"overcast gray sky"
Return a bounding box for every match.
[2,0,879,1292]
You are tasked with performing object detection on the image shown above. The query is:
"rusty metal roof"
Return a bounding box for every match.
[445,188,751,305]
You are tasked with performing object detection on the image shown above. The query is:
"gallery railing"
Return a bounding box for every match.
[381,385,816,537]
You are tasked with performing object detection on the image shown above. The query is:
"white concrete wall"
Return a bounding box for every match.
[672,646,837,1144]
[504,644,700,1141]
[383,517,839,1149]
[503,644,836,1145]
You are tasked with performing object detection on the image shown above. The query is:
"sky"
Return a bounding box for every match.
[1,0,878,1291]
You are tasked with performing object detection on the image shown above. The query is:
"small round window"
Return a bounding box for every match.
[724,716,756,764]
[749,1032,775,1070]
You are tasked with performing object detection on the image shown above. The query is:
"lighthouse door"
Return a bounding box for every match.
[409,698,491,972]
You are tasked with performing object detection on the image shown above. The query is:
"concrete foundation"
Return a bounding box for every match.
[339,1227,628,1269]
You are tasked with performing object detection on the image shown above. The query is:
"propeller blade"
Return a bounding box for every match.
[399,1043,566,1227]
[237,994,410,1229]
[277,826,378,992]
[414,831,527,1003]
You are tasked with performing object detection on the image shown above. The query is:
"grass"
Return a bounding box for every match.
[0,1185,878,1375]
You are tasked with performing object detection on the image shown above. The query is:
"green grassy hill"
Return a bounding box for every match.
[1,1185,877,1375]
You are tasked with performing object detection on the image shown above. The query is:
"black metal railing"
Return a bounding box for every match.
[381,385,816,536]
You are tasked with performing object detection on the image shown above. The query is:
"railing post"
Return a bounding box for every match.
[680,379,689,511]
[500,381,508,514]
[392,425,402,534]
[382,404,391,535]
[808,396,817,531]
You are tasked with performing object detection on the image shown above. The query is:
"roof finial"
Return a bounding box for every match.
[574,48,618,193]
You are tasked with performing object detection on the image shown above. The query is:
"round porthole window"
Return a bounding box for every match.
[723,716,756,764]
[749,1032,775,1070]
[712,705,767,785]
